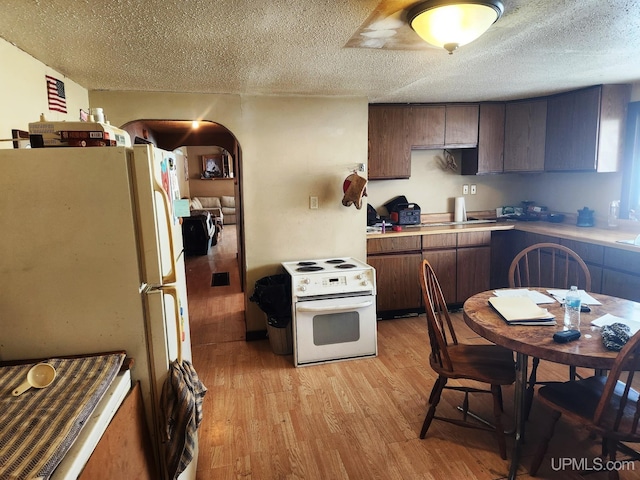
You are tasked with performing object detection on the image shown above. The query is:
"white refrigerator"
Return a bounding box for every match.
[0,144,197,480]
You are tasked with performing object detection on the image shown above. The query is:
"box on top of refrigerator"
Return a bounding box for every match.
[28,120,132,147]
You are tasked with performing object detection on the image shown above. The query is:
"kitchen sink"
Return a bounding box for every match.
[617,236,640,246]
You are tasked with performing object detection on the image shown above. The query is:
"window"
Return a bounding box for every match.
[621,102,640,219]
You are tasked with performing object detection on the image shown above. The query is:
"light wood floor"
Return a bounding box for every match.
[186,230,640,479]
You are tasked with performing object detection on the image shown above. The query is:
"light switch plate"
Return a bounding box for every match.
[310,196,318,209]
[463,184,469,195]
[471,184,477,195]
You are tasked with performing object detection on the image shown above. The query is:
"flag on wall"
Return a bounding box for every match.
[45,75,67,113]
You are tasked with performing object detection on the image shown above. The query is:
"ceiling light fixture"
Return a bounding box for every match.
[408,0,504,55]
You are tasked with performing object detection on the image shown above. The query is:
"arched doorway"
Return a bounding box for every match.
[121,119,246,343]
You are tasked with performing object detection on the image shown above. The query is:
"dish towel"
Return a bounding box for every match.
[160,359,207,480]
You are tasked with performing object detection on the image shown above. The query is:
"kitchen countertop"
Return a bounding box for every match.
[367,219,640,253]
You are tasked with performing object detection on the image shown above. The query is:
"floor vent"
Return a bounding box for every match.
[211,272,230,287]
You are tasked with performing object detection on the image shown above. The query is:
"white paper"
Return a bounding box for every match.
[546,289,602,305]
[591,313,640,334]
[493,289,556,304]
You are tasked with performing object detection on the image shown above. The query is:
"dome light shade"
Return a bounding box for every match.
[408,0,504,54]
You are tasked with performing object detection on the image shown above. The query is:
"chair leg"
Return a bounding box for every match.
[525,357,540,420]
[421,376,447,439]
[491,385,507,460]
[605,438,620,480]
[428,376,444,404]
[530,409,562,476]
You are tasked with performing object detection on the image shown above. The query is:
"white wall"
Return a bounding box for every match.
[90,90,368,332]
[0,38,88,148]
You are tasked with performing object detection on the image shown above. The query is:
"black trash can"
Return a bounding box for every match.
[250,274,293,355]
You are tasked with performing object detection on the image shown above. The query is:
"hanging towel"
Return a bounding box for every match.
[160,359,207,480]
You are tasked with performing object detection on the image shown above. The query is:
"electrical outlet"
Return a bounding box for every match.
[310,196,318,209]
[463,184,469,195]
[471,184,477,195]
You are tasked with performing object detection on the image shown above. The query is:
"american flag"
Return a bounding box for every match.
[45,75,67,113]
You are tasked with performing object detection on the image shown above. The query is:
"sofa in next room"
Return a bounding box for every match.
[189,196,236,225]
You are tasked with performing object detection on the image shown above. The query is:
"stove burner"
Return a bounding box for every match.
[334,263,356,269]
[296,266,324,272]
[297,261,318,266]
[325,259,346,264]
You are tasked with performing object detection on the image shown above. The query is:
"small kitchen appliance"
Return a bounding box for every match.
[577,207,595,227]
[282,258,377,367]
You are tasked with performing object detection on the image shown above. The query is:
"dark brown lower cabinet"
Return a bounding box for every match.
[366,253,422,313]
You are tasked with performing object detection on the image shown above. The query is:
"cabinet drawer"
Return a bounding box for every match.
[560,239,604,265]
[367,236,421,254]
[422,233,457,249]
[458,231,491,247]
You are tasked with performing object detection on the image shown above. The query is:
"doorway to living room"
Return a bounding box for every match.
[121,119,246,346]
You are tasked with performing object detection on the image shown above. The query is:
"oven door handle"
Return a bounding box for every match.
[297,301,373,312]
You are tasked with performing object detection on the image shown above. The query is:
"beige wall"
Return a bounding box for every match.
[367,149,624,223]
[0,38,89,148]
[90,90,368,332]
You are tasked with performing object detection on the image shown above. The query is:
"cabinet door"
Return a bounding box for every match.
[545,86,600,172]
[367,253,423,312]
[457,246,491,303]
[422,250,457,305]
[409,105,446,147]
[368,105,411,179]
[461,103,505,175]
[445,104,479,147]
[504,99,547,172]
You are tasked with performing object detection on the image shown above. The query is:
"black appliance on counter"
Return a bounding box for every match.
[383,195,421,225]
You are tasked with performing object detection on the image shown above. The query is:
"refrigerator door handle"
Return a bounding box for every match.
[159,285,183,364]
[152,176,177,285]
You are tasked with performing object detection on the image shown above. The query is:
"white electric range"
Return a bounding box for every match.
[281,257,377,367]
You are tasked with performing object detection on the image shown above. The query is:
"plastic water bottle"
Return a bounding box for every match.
[564,286,581,330]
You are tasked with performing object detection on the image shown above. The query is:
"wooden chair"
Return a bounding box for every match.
[509,242,592,292]
[530,331,640,478]
[508,242,592,416]
[419,259,516,459]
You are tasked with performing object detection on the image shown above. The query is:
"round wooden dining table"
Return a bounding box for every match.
[463,288,640,480]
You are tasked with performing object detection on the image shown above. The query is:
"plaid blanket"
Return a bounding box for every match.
[0,353,126,480]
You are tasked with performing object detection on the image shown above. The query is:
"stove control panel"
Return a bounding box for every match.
[292,269,376,298]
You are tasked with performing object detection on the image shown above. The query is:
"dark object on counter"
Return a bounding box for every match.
[546,213,565,223]
[390,203,421,225]
[577,207,595,227]
[383,195,409,215]
[513,213,541,221]
[367,203,380,226]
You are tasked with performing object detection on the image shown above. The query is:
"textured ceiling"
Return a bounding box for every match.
[1,0,640,103]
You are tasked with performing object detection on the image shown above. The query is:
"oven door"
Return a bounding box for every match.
[293,294,377,366]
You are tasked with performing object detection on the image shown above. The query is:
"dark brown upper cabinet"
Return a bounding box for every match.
[461,103,505,175]
[544,84,630,172]
[504,98,547,173]
[444,104,479,147]
[368,105,412,179]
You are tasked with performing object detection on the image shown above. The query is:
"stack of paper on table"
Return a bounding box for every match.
[591,314,640,334]
[547,289,602,305]
[493,288,556,304]
[488,296,557,325]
